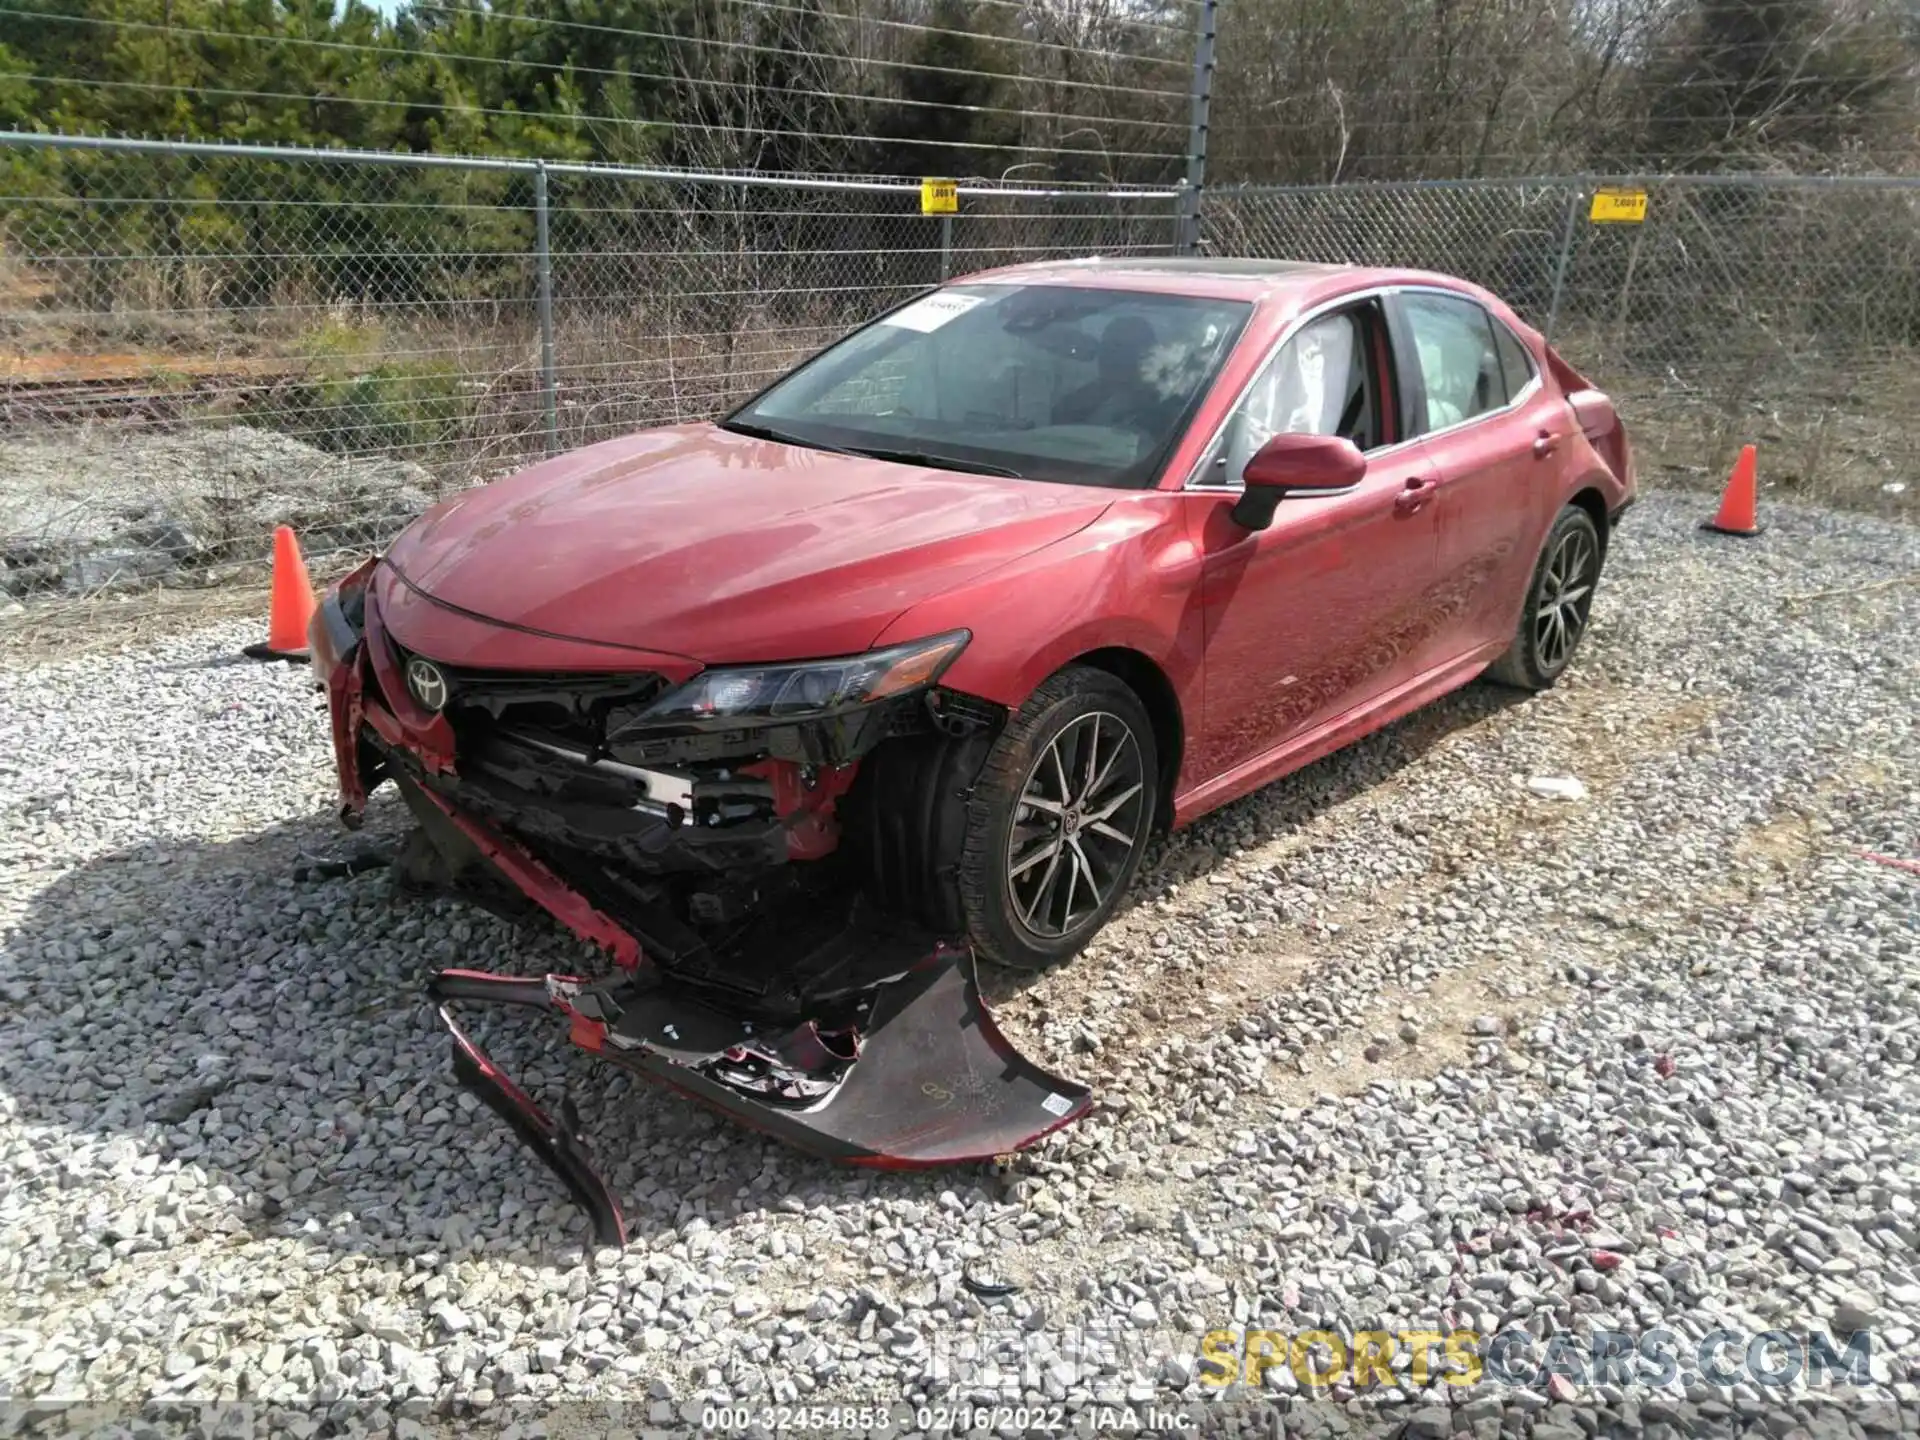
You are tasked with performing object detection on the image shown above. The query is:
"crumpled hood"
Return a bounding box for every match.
[384,424,1113,663]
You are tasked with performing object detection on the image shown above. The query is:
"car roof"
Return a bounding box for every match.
[959,255,1487,310]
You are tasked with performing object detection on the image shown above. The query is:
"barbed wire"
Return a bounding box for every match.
[10,74,1181,163]
[13,0,1911,183]
[0,130,1186,192]
[1203,150,1920,175]
[719,0,1211,38]
[409,0,1196,69]
[0,4,1193,111]
[1212,67,1910,105]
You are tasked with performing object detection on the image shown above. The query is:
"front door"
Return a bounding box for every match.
[1187,299,1445,782]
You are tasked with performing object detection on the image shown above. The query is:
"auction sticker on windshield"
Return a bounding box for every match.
[882,292,985,333]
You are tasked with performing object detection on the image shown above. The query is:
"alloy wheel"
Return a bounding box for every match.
[1005,711,1146,940]
[1534,524,1597,671]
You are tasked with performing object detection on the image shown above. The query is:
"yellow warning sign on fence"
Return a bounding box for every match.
[1589,187,1648,223]
[921,178,958,215]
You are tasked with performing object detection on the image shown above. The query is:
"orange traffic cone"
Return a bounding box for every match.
[1702,444,1763,537]
[243,524,318,662]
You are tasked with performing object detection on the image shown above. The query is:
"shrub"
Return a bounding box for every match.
[262,316,471,456]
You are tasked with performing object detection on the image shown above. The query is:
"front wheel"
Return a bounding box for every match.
[957,667,1159,972]
[1485,504,1604,691]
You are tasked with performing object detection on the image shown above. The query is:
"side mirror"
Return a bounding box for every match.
[1230,432,1368,531]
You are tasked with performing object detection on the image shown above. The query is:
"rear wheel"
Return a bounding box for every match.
[1485,504,1603,691]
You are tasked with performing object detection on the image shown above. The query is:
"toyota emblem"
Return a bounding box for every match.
[405,657,449,712]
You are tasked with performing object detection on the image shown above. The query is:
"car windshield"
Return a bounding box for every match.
[725,283,1253,488]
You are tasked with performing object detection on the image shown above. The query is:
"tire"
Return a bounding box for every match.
[1484,504,1604,691]
[955,666,1159,971]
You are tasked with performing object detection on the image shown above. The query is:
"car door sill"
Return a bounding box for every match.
[1172,641,1508,827]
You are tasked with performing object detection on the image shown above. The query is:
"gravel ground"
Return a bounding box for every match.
[1,489,1917,1437]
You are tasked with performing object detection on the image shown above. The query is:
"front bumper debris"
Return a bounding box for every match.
[431,972,630,1248]
[428,946,1090,1246]
[323,567,1088,1244]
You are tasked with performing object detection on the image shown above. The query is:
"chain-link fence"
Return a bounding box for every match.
[0,133,1179,601]
[1205,175,1920,519]
[5,135,1917,607]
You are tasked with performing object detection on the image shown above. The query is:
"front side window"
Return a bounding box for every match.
[1208,308,1385,487]
[1402,292,1506,433]
[728,284,1252,489]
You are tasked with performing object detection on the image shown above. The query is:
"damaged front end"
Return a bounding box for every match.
[311,562,1089,1243]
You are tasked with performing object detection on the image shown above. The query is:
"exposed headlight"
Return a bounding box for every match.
[626,630,970,727]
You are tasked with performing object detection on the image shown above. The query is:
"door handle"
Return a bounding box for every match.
[1394,476,1436,514]
[1532,430,1561,458]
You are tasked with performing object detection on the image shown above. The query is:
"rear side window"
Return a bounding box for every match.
[1490,319,1536,400]
[1401,293,1505,433]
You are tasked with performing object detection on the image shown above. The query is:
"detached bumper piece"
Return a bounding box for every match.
[427,946,1090,1246]
[431,972,629,1248]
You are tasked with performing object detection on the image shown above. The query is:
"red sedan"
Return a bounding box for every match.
[311,258,1633,1208]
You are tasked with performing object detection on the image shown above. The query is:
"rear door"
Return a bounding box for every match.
[1387,289,1567,662]
[1185,297,1444,781]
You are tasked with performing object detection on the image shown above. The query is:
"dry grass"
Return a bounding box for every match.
[0,553,372,665]
[0,582,265,664]
[1611,360,1920,523]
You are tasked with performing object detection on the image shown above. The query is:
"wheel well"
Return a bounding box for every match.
[1569,486,1610,558]
[1072,647,1183,833]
